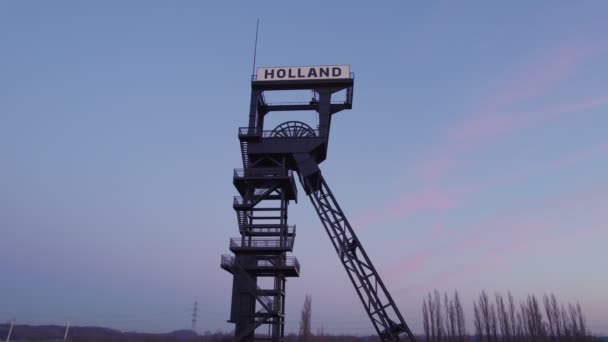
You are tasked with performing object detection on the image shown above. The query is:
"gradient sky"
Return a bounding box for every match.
[1,1,607,337]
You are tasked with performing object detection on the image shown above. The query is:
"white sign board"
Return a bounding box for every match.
[256,65,350,82]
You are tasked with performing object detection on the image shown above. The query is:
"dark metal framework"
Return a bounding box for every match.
[222,70,416,342]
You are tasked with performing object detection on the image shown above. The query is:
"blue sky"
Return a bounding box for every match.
[1,1,607,336]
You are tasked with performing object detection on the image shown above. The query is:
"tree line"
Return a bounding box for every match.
[422,290,593,342]
[174,290,597,342]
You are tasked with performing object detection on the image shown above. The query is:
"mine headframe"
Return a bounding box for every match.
[224,65,416,342]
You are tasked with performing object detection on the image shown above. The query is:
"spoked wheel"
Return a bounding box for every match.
[269,121,317,138]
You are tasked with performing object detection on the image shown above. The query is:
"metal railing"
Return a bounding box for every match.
[234,168,292,178]
[248,225,296,235]
[223,254,300,272]
[238,127,320,138]
[233,196,254,207]
[230,238,294,249]
[261,129,319,138]
[257,256,300,270]
[238,127,262,137]
[233,188,280,206]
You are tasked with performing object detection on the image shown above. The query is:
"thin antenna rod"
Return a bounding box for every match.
[252,19,260,78]
[6,320,14,342]
[63,321,70,341]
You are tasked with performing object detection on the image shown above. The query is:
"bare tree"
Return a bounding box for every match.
[551,295,562,341]
[444,292,456,342]
[423,298,431,342]
[454,291,466,342]
[478,291,498,342]
[575,303,587,342]
[474,301,483,342]
[522,295,545,342]
[569,303,580,340]
[423,291,592,342]
[561,304,572,342]
[516,308,525,342]
[563,302,589,342]
[434,290,444,342]
[507,293,519,342]
[423,290,457,342]
[496,293,512,342]
[490,301,499,342]
[299,294,312,342]
[544,293,564,342]
[428,292,437,342]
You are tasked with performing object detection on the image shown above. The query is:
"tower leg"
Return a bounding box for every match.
[304,175,417,342]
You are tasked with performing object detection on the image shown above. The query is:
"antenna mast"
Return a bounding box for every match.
[252,19,260,78]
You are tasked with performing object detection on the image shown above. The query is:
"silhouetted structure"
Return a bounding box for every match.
[192,300,198,332]
[222,66,416,342]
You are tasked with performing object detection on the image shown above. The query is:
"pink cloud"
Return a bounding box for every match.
[419,43,602,181]
[466,43,596,116]
[399,221,449,251]
[381,250,433,280]
[417,94,605,181]
[353,185,455,230]
[354,117,608,232]
[463,140,608,196]
[394,184,608,295]
[359,93,608,231]
[397,219,554,295]
[446,181,608,251]
[357,138,608,288]
[350,41,607,235]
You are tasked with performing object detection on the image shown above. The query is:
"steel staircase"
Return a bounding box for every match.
[240,140,249,168]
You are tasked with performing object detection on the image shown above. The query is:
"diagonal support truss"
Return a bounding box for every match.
[304,175,416,342]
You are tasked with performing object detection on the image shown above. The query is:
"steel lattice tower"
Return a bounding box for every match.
[222,66,416,342]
